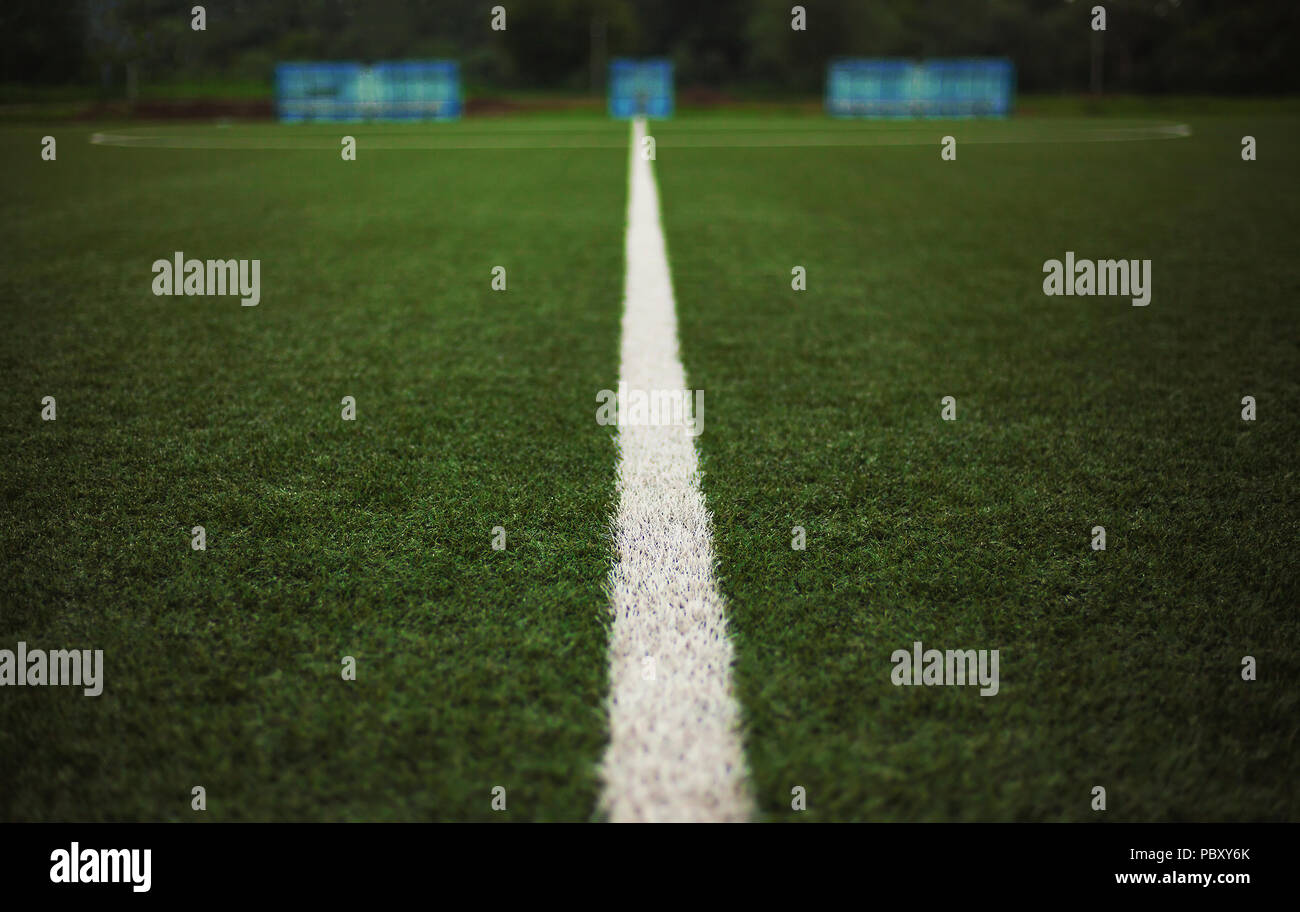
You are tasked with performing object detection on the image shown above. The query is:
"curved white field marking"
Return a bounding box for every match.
[88,129,626,150]
[653,121,1193,148]
[599,117,752,823]
[88,120,1191,151]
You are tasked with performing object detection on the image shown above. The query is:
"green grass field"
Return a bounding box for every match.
[1,106,1296,820]
[0,118,626,820]
[658,111,1300,821]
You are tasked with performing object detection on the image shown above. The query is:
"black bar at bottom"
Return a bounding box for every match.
[0,822,1280,898]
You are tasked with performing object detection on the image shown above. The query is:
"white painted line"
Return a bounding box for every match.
[86,121,1192,151]
[598,117,752,823]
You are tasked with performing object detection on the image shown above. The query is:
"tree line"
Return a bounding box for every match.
[4,0,1296,96]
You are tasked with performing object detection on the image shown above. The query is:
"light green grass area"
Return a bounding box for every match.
[0,122,625,820]
[656,112,1299,820]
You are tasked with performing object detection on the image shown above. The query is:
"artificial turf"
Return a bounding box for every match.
[0,121,625,820]
[0,108,1295,822]
[657,110,1299,820]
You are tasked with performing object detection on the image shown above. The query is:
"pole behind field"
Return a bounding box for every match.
[1090,28,1104,95]
[590,14,607,96]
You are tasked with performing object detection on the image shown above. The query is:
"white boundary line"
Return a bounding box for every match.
[88,121,1192,151]
[598,117,752,823]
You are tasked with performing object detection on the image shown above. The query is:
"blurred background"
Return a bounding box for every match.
[3,0,1297,114]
